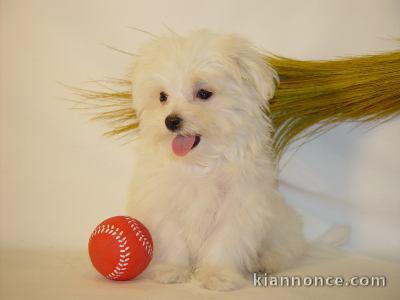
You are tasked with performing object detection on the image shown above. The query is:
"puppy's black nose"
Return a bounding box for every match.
[165,114,182,132]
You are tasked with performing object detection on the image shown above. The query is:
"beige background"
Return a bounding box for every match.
[1,0,399,262]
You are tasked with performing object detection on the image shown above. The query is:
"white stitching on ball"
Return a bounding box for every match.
[90,217,152,280]
[90,223,131,280]
[125,217,153,257]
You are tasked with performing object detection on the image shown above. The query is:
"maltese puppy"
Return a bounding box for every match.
[127,30,306,291]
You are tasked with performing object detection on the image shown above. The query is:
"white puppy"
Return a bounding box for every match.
[127,30,306,291]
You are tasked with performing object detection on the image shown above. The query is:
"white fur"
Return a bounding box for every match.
[127,30,306,291]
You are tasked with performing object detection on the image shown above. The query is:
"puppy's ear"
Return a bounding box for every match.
[225,36,278,103]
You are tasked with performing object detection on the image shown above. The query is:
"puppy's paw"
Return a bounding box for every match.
[194,266,246,291]
[146,263,191,284]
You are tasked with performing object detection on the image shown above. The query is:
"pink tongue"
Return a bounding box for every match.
[172,135,196,156]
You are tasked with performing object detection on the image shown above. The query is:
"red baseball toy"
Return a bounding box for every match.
[88,216,153,281]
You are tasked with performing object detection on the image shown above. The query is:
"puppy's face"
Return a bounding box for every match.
[131,31,276,163]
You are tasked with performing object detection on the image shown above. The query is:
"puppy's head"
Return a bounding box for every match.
[131,30,277,163]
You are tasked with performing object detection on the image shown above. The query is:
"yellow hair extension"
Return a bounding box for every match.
[71,50,400,159]
[268,50,400,158]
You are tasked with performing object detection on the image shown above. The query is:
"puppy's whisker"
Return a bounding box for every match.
[127,26,159,39]
[103,44,138,56]
[162,23,180,38]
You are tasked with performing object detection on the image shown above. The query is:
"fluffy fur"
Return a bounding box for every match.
[126,30,306,291]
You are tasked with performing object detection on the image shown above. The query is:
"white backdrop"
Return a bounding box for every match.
[1,0,399,261]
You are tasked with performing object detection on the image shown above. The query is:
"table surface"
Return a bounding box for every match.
[1,247,399,300]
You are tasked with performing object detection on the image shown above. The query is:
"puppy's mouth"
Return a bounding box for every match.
[172,135,201,156]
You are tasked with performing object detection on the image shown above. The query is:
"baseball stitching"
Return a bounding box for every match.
[90,217,152,280]
[125,217,153,257]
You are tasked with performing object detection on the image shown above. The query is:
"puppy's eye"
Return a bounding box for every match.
[196,89,213,100]
[160,91,168,103]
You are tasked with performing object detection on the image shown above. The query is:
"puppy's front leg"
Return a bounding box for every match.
[194,183,270,291]
[144,220,191,284]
